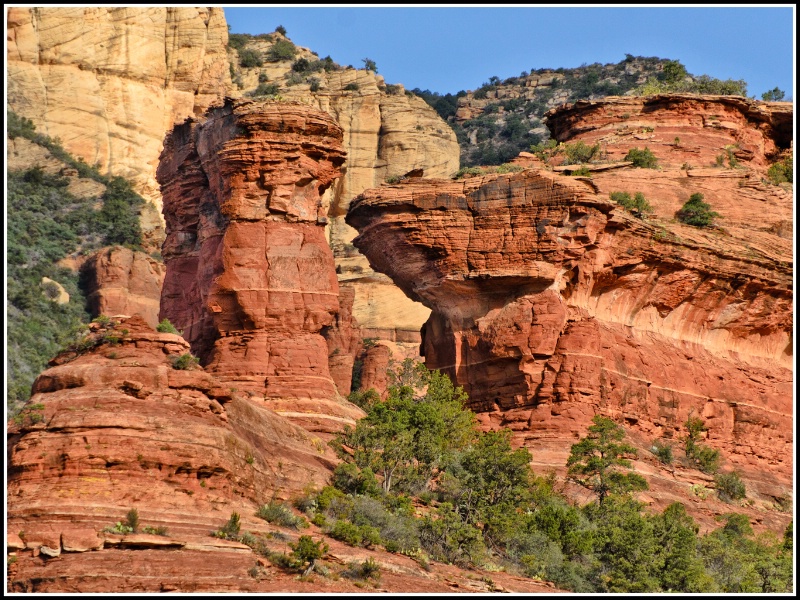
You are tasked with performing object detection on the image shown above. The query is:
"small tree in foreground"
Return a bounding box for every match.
[567,415,648,505]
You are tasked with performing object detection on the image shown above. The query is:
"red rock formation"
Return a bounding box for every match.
[6,316,337,585]
[323,286,362,397]
[158,98,363,433]
[346,95,793,511]
[80,246,166,328]
[9,316,565,593]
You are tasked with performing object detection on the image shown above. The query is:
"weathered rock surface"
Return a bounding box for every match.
[158,98,363,432]
[80,246,166,328]
[229,35,458,341]
[323,286,362,397]
[8,316,559,593]
[6,316,340,586]
[6,6,231,248]
[346,95,793,510]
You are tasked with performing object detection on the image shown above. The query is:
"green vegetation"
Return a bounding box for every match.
[761,87,785,101]
[453,163,524,179]
[298,361,792,591]
[651,440,674,464]
[170,353,200,370]
[625,147,659,168]
[103,508,140,535]
[567,416,648,505]
[676,193,720,228]
[267,39,297,62]
[635,59,748,96]
[344,82,359,91]
[609,191,653,218]
[7,110,144,417]
[766,152,793,185]
[156,318,180,335]
[248,82,281,98]
[683,416,721,472]
[362,57,377,73]
[275,25,286,36]
[289,536,329,575]
[561,140,601,164]
[715,472,746,503]
[256,501,309,529]
[213,511,241,540]
[238,48,263,68]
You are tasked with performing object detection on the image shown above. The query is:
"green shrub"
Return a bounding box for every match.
[227,33,250,51]
[766,153,793,185]
[676,193,720,228]
[348,388,380,410]
[267,39,296,62]
[289,535,328,571]
[329,520,381,547]
[238,48,263,68]
[344,82,359,91]
[125,508,140,533]
[342,557,381,581]
[362,58,378,73]
[609,191,653,217]
[761,87,785,101]
[142,525,169,536]
[693,445,721,474]
[308,77,321,92]
[249,82,280,98]
[256,502,308,529]
[258,72,269,83]
[651,440,674,464]
[275,25,287,36]
[170,353,200,370]
[156,318,180,334]
[214,511,241,540]
[562,140,601,164]
[570,166,592,177]
[625,147,658,168]
[715,472,746,503]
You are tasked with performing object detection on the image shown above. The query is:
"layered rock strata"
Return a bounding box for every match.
[80,246,167,328]
[6,6,231,248]
[346,96,793,503]
[6,316,337,588]
[158,98,362,432]
[228,35,461,341]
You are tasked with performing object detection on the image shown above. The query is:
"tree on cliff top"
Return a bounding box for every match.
[567,415,648,505]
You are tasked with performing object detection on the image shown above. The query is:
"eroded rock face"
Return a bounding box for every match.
[80,246,166,328]
[158,98,362,432]
[6,6,231,248]
[346,95,793,502]
[6,316,337,580]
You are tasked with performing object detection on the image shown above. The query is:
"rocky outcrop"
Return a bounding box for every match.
[228,35,459,342]
[346,95,793,506]
[6,316,338,585]
[323,286,362,397]
[80,246,166,328]
[158,98,363,433]
[6,6,231,248]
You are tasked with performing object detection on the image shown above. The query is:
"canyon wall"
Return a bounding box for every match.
[347,95,793,507]
[6,6,231,248]
[157,98,363,433]
[8,12,457,341]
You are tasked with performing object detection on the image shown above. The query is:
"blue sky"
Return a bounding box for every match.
[224,5,795,99]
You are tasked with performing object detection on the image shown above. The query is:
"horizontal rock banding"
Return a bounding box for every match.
[346,94,792,502]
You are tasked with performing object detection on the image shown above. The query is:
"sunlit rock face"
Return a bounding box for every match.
[347,94,793,506]
[158,98,363,433]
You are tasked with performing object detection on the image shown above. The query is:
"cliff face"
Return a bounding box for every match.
[6,6,231,248]
[228,33,461,342]
[158,98,363,433]
[80,246,166,328]
[6,315,338,590]
[346,95,793,510]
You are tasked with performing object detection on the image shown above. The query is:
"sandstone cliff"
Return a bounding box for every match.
[227,33,461,342]
[6,6,231,249]
[158,98,363,433]
[347,94,793,520]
